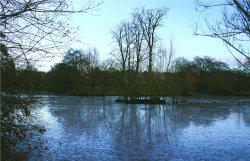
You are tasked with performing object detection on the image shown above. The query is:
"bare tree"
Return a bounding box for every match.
[111,22,128,73]
[194,0,250,69]
[123,22,134,73]
[131,18,145,79]
[155,37,175,73]
[86,47,100,70]
[133,7,169,72]
[166,36,175,72]
[0,0,102,65]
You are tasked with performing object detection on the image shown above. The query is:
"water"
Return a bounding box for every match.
[22,96,250,160]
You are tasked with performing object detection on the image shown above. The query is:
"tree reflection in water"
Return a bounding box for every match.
[25,96,250,160]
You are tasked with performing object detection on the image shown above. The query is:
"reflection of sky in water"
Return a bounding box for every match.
[26,96,250,160]
[178,112,250,160]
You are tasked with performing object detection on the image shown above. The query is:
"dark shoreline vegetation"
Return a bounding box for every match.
[2,52,250,106]
[2,50,250,98]
[1,47,250,161]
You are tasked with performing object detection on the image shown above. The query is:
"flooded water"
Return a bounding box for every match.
[22,96,250,160]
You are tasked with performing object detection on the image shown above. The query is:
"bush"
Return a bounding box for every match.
[1,94,45,160]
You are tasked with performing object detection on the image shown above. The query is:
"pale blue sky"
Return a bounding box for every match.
[42,0,238,71]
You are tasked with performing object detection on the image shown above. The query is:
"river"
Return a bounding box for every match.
[19,96,250,160]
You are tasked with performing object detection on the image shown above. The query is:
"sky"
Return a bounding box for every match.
[41,0,238,71]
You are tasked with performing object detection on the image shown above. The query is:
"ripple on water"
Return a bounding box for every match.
[21,96,250,160]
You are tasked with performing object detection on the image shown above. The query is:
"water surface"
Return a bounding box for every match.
[24,96,250,160]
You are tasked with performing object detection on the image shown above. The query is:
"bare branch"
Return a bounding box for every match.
[194,0,250,69]
[0,0,102,66]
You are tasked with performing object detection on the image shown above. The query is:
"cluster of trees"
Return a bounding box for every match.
[111,7,169,73]
[2,47,250,97]
[110,7,176,100]
[46,48,114,94]
[173,56,250,95]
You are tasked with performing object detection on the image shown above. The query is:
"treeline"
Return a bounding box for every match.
[2,7,249,97]
[2,47,250,96]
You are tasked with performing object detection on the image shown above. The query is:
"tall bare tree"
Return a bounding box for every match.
[123,22,134,73]
[133,7,169,72]
[111,22,128,73]
[155,37,175,73]
[131,18,145,79]
[0,0,102,65]
[194,0,250,69]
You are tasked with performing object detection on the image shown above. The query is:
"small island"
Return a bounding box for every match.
[115,96,167,104]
